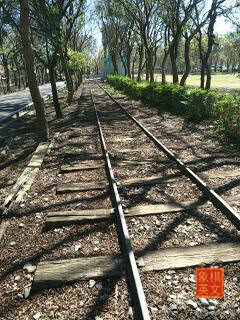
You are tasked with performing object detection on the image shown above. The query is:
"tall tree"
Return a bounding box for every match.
[19,0,49,140]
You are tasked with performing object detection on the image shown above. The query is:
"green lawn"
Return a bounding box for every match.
[154,73,240,89]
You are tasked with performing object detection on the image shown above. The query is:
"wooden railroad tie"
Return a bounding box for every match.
[56,174,179,193]
[202,169,240,179]
[32,242,240,291]
[0,221,9,241]
[45,194,240,228]
[60,159,163,173]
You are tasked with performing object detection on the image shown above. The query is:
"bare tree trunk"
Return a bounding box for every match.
[180,39,191,86]
[59,50,74,103]
[49,63,62,118]
[19,0,48,142]
[145,57,149,81]
[137,45,144,82]
[126,51,131,78]
[146,48,154,82]
[205,63,211,89]
[111,52,118,74]
[3,57,10,92]
[200,65,205,89]
[170,44,178,84]
[131,50,137,80]
[161,49,169,84]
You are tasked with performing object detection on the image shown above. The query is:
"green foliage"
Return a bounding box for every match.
[67,48,90,73]
[214,94,240,143]
[185,88,218,121]
[107,74,240,144]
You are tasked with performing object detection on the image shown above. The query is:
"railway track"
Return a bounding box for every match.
[2,81,239,319]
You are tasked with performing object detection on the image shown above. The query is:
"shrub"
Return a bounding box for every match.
[107,74,240,144]
[185,88,218,121]
[214,94,240,143]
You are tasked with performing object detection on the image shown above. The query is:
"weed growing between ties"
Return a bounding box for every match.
[107,75,240,145]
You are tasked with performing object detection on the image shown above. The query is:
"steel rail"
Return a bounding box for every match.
[97,82,240,230]
[90,87,151,320]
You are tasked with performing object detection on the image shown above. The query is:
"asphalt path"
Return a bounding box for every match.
[0,81,65,122]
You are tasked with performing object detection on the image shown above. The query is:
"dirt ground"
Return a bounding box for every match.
[0,82,239,320]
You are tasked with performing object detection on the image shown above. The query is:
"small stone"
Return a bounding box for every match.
[95,317,102,320]
[93,240,100,245]
[208,299,218,306]
[139,226,144,231]
[74,244,81,252]
[78,300,84,307]
[186,219,193,225]
[189,242,198,246]
[12,283,18,290]
[93,247,99,251]
[23,263,36,274]
[169,304,177,311]
[233,277,238,282]
[189,278,195,283]
[15,275,21,281]
[199,298,209,306]
[89,279,96,288]
[208,305,216,311]
[149,306,158,314]
[165,275,171,280]
[9,241,16,246]
[168,270,176,274]
[187,299,198,309]
[17,293,23,299]
[128,307,133,317]
[18,223,25,228]
[33,312,41,320]
[24,285,31,298]
[170,294,177,300]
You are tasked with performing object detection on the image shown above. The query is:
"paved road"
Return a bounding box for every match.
[0,81,65,122]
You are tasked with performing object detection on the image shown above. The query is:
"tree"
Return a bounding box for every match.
[1,0,49,141]
[196,0,227,89]
[19,0,49,140]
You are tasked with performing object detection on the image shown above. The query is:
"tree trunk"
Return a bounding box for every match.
[60,50,74,103]
[170,44,178,84]
[49,64,62,118]
[145,57,149,81]
[126,53,131,78]
[111,52,118,74]
[19,0,49,142]
[180,39,191,86]
[3,57,10,92]
[200,64,205,89]
[146,49,154,82]
[131,50,137,80]
[205,63,211,89]
[161,49,169,85]
[137,45,144,82]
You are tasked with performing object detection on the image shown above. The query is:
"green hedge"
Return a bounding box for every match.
[107,75,240,144]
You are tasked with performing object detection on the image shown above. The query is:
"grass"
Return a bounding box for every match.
[154,73,240,89]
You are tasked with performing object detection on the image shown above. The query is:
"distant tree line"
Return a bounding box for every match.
[97,0,240,88]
